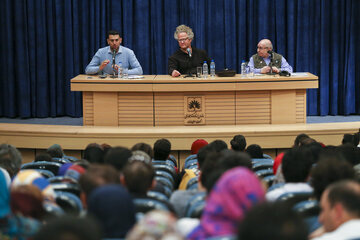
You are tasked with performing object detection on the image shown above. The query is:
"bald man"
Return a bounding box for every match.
[248,39,293,74]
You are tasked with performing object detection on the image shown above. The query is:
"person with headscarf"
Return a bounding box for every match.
[87,184,136,239]
[0,169,41,239]
[187,167,265,239]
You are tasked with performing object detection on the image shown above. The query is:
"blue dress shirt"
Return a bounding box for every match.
[248,55,293,74]
[85,46,143,75]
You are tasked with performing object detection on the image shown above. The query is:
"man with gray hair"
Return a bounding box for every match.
[0,144,23,178]
[247,39,293,74]
[168,24,211,77]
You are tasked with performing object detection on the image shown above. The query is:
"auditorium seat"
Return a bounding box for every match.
[51,182,81,196]
[51,157,71,164]
[55,191,83,215]
[185,159,198,169]
[36,169,55,178]
[276,191,313,206]
[133,198,170,214]
[147,191,169,202]
[184,192,206,218]
[48,176,78,184]
[21,161,62,175]
[186,176,199,190]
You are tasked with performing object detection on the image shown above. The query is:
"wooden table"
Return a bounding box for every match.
[71,73,318,126]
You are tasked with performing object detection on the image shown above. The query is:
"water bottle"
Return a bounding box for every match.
[202,61,208,78]
[210,59,216,77]
[118,61,123,78]
[241,60,246,78]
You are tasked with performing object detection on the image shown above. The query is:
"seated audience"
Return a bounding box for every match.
[0,143,23,178]
[131,142,154,159]
[33,215,102,240]
[83,143,105,164]
[46,144,65,158]
[312,180,360,239]
[78,164,120,209]
[187,167,265,239]
[245,144,264,158]
[342,132,360,147]
[126,210,183,240]
[230,134,247,152]
[239,201,308,240]
[266,147,313,201]
[87,184,136,239]
[103,146,132,171]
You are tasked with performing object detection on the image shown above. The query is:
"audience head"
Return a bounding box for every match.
[293,133,310,147]
[209,139,228,152]
[230,134,247,151]
[197,144,215,169]
[33,215,102,240]
[153,138,171,160]
[336,143,360,166]
[191,139,208,155]
[311,151,355,201]
[245,144,263,159]
[10,184,45,220]
[189,167,265,239]
[128,150,151,164]
[104,146,132,171]
[342,132,360,147]
[121,160,155,196]
[83,143,104,164]
[34,153,52,162]
[46,144,65,158]
[87,184,136,238]
[78,164,120,207]
[131,142,153,159]
[282,147,313,183]
[319,180,360,233]
[127,210,183,240]
[238,202,308,240]
[0,143,23,177]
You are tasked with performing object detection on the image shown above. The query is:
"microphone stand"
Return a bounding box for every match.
[184,51,194,78]
[267,52,276,75]
[110,50,117,78]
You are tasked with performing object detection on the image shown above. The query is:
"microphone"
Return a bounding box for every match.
[187,48,192,58]
[267,50,273,55]
[111,49,117,78]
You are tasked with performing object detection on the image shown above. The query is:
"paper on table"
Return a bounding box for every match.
[127,75,145,79]
[291,72,308,76]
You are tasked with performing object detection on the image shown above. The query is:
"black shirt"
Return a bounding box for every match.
[168,47,211,75]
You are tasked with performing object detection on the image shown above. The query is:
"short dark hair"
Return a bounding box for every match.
[336,144,360,166]
[197,144,215,169]
[33,215,102,240]
[245,144,263,159]
[107,30,120,38]
[79,164,120,197]
[327,180,360,217]
[34,153,52,162]
[342,132,360,147]
[238,202,308,240]
[104,146,132,171]
[311,151,355,200]
[153,139,171,160]
[122,161,155,196]
[294,133,310,147]
[282,147,313,183]
[209,140,228,152]
[46,144,64,158]
[0,144,22,177]
[230,134,247,151]
[131,143,153,159]
[83,143,104,164]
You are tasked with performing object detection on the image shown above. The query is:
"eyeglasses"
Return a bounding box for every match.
[178,38,189,43]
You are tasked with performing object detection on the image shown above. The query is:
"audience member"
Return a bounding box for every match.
[34,153,53,162]
[128,150,152,164]
[0,143,23,178]
[33,215,102,240]
[83,143,105,164]
[46,144,65,158]
[230,134,247,151]
[190,139,208,155]
[266,147,313,201]
[245,144,264,158]
[131,142,154,159]
[103,146,132,171]
[78,164,120,208]
[153,138,171,161]
[187,167,265,239]
[87,184,136,239]
[239,201,308,240]
[127,210,183,240]
[342,132,360,147]
[312,180,360,239]
[336,143,360,166]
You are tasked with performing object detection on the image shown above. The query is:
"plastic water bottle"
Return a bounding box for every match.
[210,59,216,77]
[118,61,123,78]
[241,60,246,78]
[202,61,208,78]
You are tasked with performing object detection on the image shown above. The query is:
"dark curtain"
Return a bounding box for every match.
[0,0,359,118]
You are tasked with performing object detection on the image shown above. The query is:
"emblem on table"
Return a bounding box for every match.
[184,96,205,125]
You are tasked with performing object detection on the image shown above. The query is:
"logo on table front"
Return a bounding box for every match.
[184,96,205,125]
